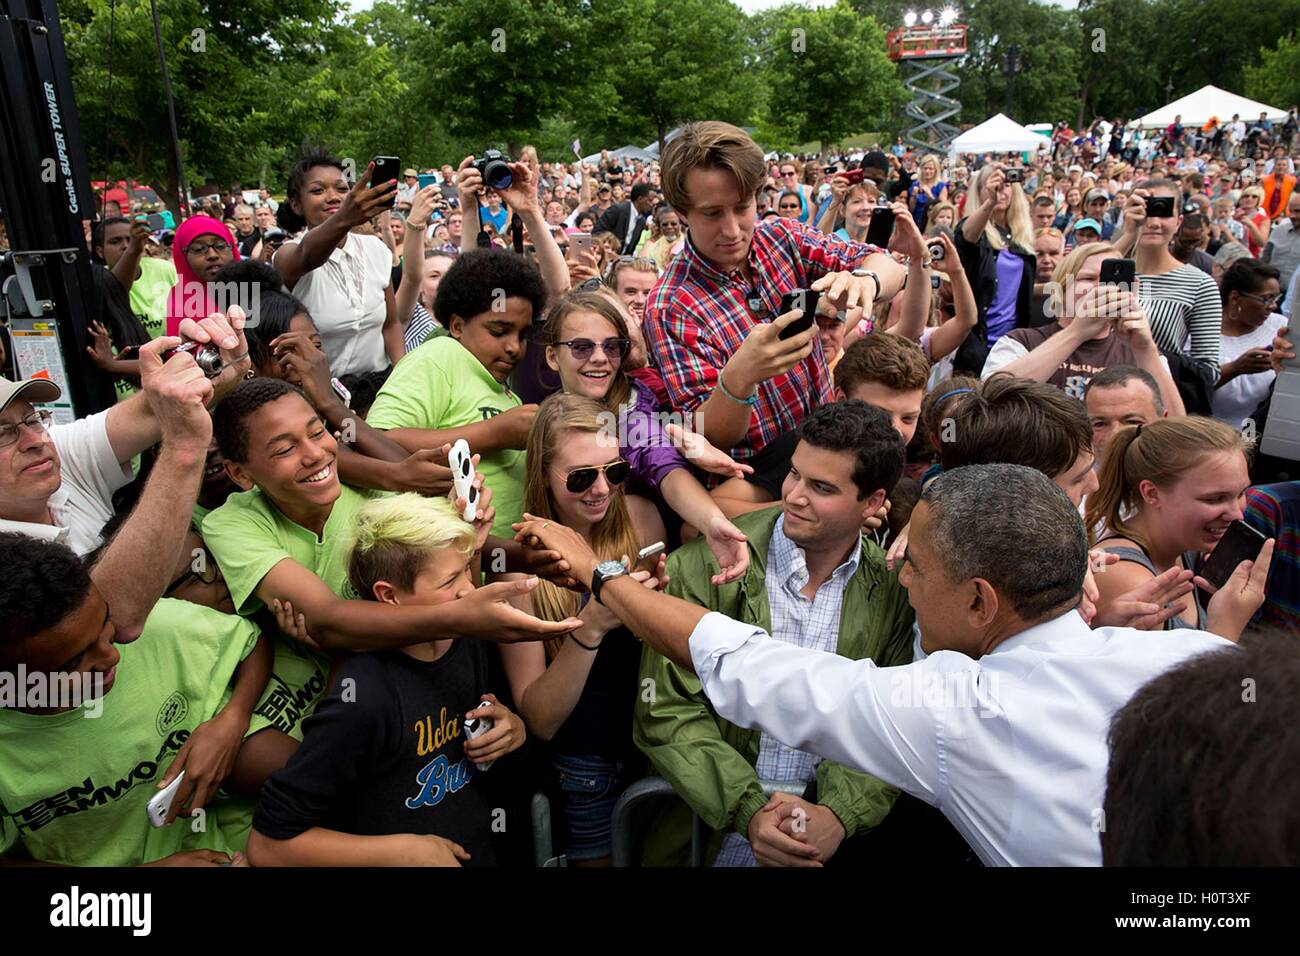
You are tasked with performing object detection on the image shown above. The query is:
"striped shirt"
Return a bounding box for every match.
[1138,263,1222,372]
[403,302,441,353]
[643,218,881,464]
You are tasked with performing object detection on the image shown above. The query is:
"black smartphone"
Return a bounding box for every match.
[777,289,820,340]
[1145,195,1175,218]
[1198,520,1268,591]
[866,205,895,248]
[1004,168,1024,184]
[1098,258,1136,287]
[371,156,400,208]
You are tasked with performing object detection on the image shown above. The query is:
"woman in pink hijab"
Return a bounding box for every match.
[164,215,240,335]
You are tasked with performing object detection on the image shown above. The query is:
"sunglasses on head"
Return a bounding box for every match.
[563,459,629,493]
[554,337,630,361]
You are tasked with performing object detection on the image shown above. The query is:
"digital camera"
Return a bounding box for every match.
[473,149,513,190]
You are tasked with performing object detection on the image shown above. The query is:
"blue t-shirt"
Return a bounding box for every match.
[481,203,509,233]
[986,248,1023,345]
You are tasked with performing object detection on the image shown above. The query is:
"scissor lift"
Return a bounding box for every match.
[886,23,968,155]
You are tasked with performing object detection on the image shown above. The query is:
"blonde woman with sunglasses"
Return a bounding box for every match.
[497,393,667,866]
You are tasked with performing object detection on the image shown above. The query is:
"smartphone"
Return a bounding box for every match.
[635,541,665,572]
[1098,258,1136,288]
[1145,195,1176,218]
[1198,520,1269,591]
[842,169,865,186]
[370,156,400,208]
[823,165,837,176]
[570,232,595,260]
[417,173,438,190]
[866,205,895,248]
[777,289,820,340]
[1004,168,1024,184]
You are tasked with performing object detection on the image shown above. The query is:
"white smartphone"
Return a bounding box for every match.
[463,702,496,771]
[146,770,185,828]
[449,439,478,523]
[570,232,595,260]
[635,541,665,571]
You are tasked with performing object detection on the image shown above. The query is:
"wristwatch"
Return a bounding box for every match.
[851,267,882,300]
[591,559,628,606]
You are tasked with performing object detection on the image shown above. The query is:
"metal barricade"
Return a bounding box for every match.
[608,776,808,867]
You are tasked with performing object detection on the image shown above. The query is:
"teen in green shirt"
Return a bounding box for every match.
[368,248,546,538]
[0,541,268,867]
[203,378,582,657]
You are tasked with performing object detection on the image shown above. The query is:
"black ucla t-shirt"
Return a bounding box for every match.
[254,640,498,866]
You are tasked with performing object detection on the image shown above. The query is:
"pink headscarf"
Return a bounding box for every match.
[164,216,241,336]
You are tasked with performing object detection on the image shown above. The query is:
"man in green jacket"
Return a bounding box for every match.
[635,400,915,866]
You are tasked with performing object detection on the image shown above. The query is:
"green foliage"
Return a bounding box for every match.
[1246,33,1300,111]
[755,1,905,150]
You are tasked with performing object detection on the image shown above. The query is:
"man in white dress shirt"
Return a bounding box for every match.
[515,464,1269,865]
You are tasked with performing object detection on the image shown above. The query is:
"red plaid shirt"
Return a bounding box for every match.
[643,217,882,462]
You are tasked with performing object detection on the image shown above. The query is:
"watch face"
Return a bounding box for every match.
[596,560,626,577]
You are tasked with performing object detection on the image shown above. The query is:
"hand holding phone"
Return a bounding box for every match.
[1197,521,1268,591]
[449,439,479,523]
[371,156,400,209]
[777,289,820,341]
[634,541,665,572]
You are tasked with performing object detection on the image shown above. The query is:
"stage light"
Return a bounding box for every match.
[939,6,958,25]
[904,11,918,26]
[921,9,934,24]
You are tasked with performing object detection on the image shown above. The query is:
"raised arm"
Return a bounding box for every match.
[396,187,439,331]
[274,164,397,288]
[109,220,152,294]
[91,338,214,643]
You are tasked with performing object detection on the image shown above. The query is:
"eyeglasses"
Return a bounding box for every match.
[781,170,797,177]
[562,459,630,494]
[0,409,53,448]
[164,560,221,597]
[1239,291,1282,308]
[554,337,630,361]
[183,239,231,256]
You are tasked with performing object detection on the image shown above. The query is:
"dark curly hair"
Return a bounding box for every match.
[794,399,905,501]
[212,377,306,464]
[0,533,94,664]
[1104,629,1300,865]
[433,247,548,329]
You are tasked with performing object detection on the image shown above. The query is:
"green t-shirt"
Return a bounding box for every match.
[367,336,524,538]
[131,257,177,339]
[202,484,385,738]
[202,482,386,616]
[0,599,257,866]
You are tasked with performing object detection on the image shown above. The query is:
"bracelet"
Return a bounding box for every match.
[568,631,601,652]
[406,219,428,229]
[717,370,758,406]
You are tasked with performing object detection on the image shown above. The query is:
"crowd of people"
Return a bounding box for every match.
[0,112,1297,869]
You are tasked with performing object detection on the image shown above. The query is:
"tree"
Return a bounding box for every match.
[582,0,757,154]
[1246,34,1300,113]
[755,1,904,153]
[1075,0,1163,126]
[956,0,1080,124]
[410,0,599,157]
[62,0,371,214]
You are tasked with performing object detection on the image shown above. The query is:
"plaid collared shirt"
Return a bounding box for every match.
[714,515,863,867]
[642,217,882,464]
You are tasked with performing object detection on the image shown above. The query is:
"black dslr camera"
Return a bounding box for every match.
[473,149,513,190]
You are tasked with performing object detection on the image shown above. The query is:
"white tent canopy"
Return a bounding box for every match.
[949,113,1049,156]
[580,144,656,166]
[1135,85,1287,130]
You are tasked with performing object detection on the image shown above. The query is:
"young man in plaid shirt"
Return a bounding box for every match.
[642,121,906,467]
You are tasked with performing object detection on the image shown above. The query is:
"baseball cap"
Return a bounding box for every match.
[597,183,612,194]
[403,167,418,178]
[1073,218,1102,234]
[1085,188,1110,204]
[0,375,61,417]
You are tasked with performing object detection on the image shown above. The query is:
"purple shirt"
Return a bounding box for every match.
[619,379,688,492]
[986,248,1023,344]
